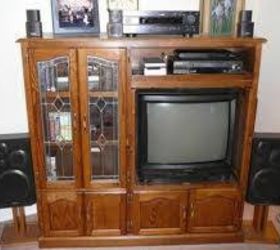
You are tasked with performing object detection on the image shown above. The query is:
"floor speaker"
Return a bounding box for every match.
[0,133,36,208]
[246,133,280,205]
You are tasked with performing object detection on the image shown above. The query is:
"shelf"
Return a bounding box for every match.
[89,91,118,98]
[90,140,118,148]
[44,91,70,98]
[44,141,73,147]
[131,73,253,89]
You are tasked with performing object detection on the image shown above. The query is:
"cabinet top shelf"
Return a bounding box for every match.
[18,34,267,49]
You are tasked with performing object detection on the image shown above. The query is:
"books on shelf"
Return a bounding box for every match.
[46,156,57,181]
[48,112,72,142]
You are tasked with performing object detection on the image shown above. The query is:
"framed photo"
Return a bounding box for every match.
[201,0,245,36]
[107,0,138,10]
[51,0,100,35]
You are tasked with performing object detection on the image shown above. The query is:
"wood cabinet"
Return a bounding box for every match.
[85,192,126,236]
[40,192,83,237]
[132,191,188,235]
[18,35,265,247]
[187,189,242,233]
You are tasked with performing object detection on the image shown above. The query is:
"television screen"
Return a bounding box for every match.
[147,101,234,164]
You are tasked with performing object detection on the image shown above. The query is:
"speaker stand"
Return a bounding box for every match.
[244,205,280,244]
[1,206,38,245]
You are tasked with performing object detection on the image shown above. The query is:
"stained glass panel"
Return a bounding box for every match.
[87,57,119,180]
[37,57,74,181]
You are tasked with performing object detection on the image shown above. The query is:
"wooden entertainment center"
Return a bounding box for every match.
[18,35,275,248]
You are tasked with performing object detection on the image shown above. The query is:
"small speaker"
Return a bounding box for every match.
[238,22,254,38]
[109,9,123,23]
[237,10,254,37]
[0,133,36,208]
[26,9,42,38]
[240,10,253,22]
[107,9,123,38]
[246,133,280,205]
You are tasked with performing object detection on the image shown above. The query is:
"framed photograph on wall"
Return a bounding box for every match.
[51,0,100,35]
[201,0,245,36]
[107,0,138,10]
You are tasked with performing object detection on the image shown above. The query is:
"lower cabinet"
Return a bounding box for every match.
[40,191,84,237]
[132,191,188,235]
[39,188,242,239]
[187,188,242,233]
[85,193,126,236]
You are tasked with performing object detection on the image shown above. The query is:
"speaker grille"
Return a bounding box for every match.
[246,133,280,205]
[0,133,36,208]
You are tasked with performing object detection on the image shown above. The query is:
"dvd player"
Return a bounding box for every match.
[172,50,244,74]
[173,60,244,74]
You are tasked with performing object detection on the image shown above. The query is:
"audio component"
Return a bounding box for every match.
[172,50,244,74]
[25,9,42,38]
[143,57,167,76]
[246,133,280,205]
[0,133,36,208]
[122,11,200,37]
[238,10,254,37]
[107,9,123,38]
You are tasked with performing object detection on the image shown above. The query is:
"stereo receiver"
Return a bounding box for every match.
[123,11,200,36]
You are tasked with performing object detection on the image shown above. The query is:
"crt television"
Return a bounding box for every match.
[137,88,240,184]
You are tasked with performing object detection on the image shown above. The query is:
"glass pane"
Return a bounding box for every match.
[87,56,119,180]
[37,57,74,181]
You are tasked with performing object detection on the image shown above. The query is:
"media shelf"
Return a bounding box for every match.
[131,73,253,89]
[44,141,73,146]
[18,36,267,248]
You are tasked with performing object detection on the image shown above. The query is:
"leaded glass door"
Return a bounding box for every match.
[31,49,81,189]
[79,49,126,188]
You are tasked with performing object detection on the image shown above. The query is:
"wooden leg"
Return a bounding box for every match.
[1,206,38,244]
[12,207,20,233]
[18,207,27,234]
[243,204,279,244]
[253,205,269,232]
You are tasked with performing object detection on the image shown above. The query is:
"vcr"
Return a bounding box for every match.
[123,11,200,36]
[172,50,244,74]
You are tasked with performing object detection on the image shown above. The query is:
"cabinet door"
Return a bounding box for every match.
[85,193,126,236]
[78,49,126,189]
[187,189,242,233]
[40,191,83,237]
[29,49,81,189]
[132,192,188,235]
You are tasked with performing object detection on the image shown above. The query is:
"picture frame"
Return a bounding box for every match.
[107,0,138,10]
[201,0,245,36]
[51,0,100,35]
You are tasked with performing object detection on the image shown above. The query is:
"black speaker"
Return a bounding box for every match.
[237,10,254,37]
[25,9,42,38]
[246,133,280,205]
[0,133,36,208]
